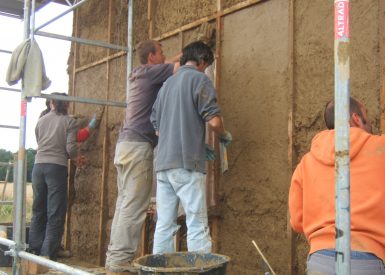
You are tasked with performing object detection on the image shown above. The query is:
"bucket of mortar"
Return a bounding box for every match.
[133,252,230,275]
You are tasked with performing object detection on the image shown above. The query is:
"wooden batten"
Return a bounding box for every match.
[64,6,80,250]
[380,0,385,133]
[288,0,295,274]
[97,0,113,265]
[148,0,156,39]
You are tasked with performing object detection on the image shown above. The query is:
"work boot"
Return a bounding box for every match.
[57,247,72,258]
[105,261,138,274]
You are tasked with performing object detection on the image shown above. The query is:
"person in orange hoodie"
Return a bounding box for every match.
[289,97,385,274]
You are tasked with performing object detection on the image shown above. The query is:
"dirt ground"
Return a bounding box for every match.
[66,0,383,274]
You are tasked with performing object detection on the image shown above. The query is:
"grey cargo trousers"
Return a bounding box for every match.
[106,141,153,265]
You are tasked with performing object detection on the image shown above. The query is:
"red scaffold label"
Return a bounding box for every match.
[335,0,350,39]
[20,100,26,116]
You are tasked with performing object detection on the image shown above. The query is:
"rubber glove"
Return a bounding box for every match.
[88,113,98,129]
[205,144,216,161]
[219,131,232,148]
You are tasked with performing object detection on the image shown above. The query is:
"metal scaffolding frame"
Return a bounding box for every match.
[334,0,351,274]
[0,0,133,274]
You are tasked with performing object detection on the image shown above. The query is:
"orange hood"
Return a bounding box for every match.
[310,127,371,166]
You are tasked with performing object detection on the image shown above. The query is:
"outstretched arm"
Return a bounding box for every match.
[166,52,182,73]
[76,107,105,142]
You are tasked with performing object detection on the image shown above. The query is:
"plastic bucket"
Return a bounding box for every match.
[133,252,230,275]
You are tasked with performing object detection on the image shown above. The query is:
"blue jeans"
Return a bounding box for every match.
[307,249,385,275]
[29,163,68,260]
[153,168,211,254]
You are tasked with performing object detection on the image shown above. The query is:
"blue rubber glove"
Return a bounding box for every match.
[205,144,216,161]
[88,113,98,129]
[219,131,232,148]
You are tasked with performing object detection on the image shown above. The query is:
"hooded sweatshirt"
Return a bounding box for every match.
[289,127,385,262]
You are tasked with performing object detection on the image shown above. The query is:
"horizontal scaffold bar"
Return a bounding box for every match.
[40,93,126,108]
[0,49,12,54]
[0,124,19,129]
[0,87,126,108]
[36,31,130,52]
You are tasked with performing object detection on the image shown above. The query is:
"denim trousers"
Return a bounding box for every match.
[29,163,68,260]
[153,168,211,254]
[106,141,153,265]
[307,250,385,275]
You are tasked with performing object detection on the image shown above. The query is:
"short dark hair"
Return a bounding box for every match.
[324,97,364,129]
[180,41,214,66]
[136,40,159,64]
[50,92,69,116]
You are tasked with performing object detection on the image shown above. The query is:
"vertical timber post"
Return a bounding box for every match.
[380,0,385,134]
[334,0,351,274]
[288,0,295,273]
[209,0,225,253]
[64,0,80,251]
[97,0,113,265]
[148,0,155,39]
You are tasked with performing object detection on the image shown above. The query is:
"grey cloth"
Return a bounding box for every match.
[151,65,221,174]
[29,163,68,260]
[307,252,385,275]
[106,141,153,264]
[6,38,51,97]
[35,111,78,167]
[118,63,174,147]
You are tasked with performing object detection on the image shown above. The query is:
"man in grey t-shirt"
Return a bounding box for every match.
[105,40,180,273]
[151,41,232,254]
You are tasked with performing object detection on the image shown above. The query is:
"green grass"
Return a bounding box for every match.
[0,195,32,223]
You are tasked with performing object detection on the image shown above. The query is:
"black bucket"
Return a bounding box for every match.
[133,252,230,275]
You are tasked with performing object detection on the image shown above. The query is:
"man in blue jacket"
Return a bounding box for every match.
[151,41,232,254]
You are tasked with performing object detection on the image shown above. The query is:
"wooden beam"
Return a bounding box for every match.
[98,0,113,265]
[148,0,156,39]
[73,1,270,78]
[153,0,268,41]
[288,0,295,274]
[211,217,220,252]
[98,133,109,265]
[207,0,225,253]
[75,51,126,73]
[179,31,184,51]
[139,221,147,256]
[215,0,223,101]
[380,0,385,133]
[63,5,79,250]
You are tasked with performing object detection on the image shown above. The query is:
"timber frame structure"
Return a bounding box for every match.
[1,0,383,274]
[65,0,276,266]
